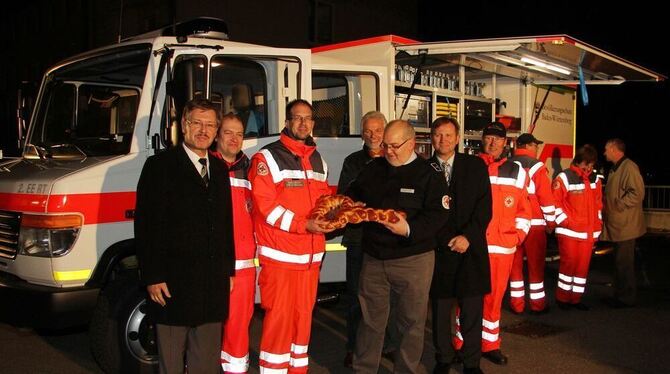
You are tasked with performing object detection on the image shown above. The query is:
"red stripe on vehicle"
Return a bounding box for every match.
[538,144,574,163]
[312,35,419,53]
[0,192,136,225]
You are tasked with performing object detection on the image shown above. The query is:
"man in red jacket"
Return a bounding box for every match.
[210,114,256,373]
[478,122,531,366]
[508,134,555,314]
[248,100,334,373]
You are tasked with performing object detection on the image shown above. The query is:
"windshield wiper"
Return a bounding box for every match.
[49,143,88,159]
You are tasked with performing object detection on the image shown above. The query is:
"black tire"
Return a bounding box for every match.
[89,273,158,373]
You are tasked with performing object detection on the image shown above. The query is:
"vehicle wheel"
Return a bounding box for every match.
[90,273,158,373]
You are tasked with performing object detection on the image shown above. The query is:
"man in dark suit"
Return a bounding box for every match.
[429,116,492,374]
[135,98,235,374]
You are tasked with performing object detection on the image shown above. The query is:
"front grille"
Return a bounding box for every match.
[0,210,21,259]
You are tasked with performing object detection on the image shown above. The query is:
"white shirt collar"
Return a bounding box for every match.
[436,153,455,168]
[182,143,210,175]
[402,152,418,165]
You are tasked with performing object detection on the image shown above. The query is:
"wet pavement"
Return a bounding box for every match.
[1,235,669,373]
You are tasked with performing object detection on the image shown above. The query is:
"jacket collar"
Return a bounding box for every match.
[514,148,536,159]
[280,128,316,157]
[479,152,506,167]
[569,164,592,180]
[611,156,628,172]
[209,150,249,171]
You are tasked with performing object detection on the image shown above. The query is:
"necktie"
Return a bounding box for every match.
[442,161,451,186]
[199,158,209,186]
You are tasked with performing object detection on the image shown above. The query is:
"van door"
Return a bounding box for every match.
[312,64,386,283]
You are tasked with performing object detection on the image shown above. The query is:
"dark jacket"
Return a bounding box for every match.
[135,145,235,326]
[346,155,450,260]
[430,153,492,298]
[336,145,378,246]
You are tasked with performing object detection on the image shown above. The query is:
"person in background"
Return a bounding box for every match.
[602,138,645,308]
[429,117,492,374]
[336,111,399,368]
[552,144,603,311]
[477,122,531,366]
[210,113,256,373]
[508,133,555,314]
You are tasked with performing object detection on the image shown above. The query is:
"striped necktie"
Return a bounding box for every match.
[198,158,209,186]
[442,161,451,186]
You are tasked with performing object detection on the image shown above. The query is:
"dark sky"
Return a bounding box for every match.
[418,0,670,182]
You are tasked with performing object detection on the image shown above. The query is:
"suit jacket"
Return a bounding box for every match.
[135,145,235,326]
[430,153,493,298]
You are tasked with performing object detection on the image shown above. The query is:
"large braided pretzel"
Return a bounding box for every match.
[308,194,407,230]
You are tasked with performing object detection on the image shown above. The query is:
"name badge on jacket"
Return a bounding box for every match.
[285,180,305,188]
[400,188,415,194]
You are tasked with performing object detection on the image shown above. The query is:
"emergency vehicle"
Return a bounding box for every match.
[0,18,662,372]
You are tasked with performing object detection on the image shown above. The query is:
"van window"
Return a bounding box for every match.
[28,44,150,157]
[312,72,378,137]
[210,57,268,138]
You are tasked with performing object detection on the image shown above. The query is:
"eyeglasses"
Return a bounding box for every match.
[290,115,314,123]
[186,119,219,131]
[381,138,411,150]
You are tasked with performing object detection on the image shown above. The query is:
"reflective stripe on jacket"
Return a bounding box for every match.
[552,165,603,241]
[249,131,331,269]
[480,154,532,253]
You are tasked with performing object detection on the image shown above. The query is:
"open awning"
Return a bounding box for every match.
[396,35,665,85]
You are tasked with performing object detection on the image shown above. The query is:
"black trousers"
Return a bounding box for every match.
[156,322,222,374]
[431,295,483,369]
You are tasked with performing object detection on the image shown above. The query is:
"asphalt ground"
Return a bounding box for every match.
[1,235,669,373]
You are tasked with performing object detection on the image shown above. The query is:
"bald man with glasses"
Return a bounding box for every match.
[346,120,450,373]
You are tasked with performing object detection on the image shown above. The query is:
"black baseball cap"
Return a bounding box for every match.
[516,133,544,146]
[482,122,507,138]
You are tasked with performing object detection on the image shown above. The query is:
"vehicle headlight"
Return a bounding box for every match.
[18,214,82,257]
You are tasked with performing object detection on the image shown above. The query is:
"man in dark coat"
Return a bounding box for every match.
[429,117,492,374]
[135,98,235,374]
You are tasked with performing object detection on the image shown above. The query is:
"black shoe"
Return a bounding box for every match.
[556,301,571,310]
[381,350,395,363]
[464,367,485,374]
[452,351,464,364]
[572,302,589,311]
[343,351,353,368]
[529,307,550,315]
[602,297,634,309]
[482,349,508,365]
[433,362,451,374]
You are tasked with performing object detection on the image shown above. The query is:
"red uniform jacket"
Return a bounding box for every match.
[480,154,532,254]
[211,150,256,276]
[248,131,331,270]
[552,165,603,241]
[510,148,556,228]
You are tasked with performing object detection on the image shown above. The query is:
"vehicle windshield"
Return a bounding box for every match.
[27,44,151,158]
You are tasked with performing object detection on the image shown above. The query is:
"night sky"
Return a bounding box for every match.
[418,0,669,183]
